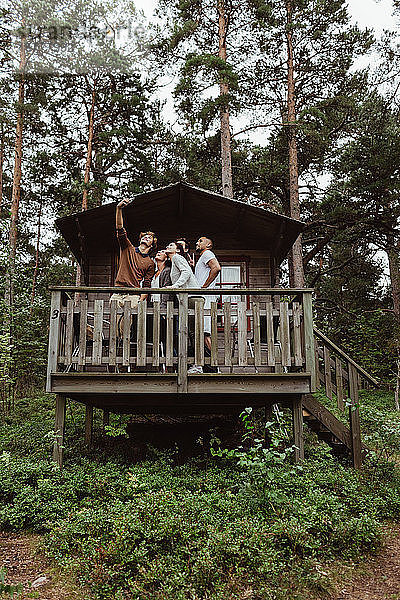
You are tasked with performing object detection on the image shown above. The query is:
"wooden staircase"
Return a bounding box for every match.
[301,328,379,467]
[302,393,368,459]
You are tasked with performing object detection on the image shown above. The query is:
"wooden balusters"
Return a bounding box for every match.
[266,301,275,367]
[210,301,218,367]
[292,302,303,367]
[223,302,232,367]
[237,301,247,366]
[335,357,344,411]
[92,300,104,367]
[194,298,205,367]
[303,292,316,391]
[279,301,291,367]
[252,302,262,367]
[166,301,174,368]
[46,290,62,392]
[136,300,147,367]
[122,301,131,367]
[49,290,313,379]
[152,301,160,367]
[65,299,74,366]
[323,346,332,400]
[78,299,88,368]
[109,300,117,368]
[178,294,188,393]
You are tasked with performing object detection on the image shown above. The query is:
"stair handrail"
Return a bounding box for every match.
[314,327,379,387]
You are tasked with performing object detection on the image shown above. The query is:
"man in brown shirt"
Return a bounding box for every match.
[111,198,156,307]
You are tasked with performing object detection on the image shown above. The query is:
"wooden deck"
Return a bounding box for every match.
[47,286,315,404]
[46,287,380,471]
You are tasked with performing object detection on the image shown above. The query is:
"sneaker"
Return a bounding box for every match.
[187,365,203,374]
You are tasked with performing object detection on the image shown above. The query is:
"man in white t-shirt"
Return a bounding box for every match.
[195,237,221,358]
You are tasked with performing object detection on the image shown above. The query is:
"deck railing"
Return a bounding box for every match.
[47,287,315,393]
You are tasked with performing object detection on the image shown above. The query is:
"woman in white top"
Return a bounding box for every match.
[165,242,199,289]
[165,241,203,373]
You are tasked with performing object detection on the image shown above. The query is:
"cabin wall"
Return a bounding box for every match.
[86,248,273,291]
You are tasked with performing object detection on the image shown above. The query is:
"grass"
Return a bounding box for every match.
[0,390,399,599]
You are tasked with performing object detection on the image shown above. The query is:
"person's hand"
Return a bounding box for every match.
[117,198,132,209]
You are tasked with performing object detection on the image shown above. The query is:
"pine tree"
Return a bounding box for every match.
[245,0,373,285]
[154,0,262,197]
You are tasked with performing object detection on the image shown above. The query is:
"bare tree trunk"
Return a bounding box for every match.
[217,0,233,199]
[82,79,96,212]
[6,34,26,309]
[2,32,26,413]
[76,79,96,288]
[0,121,4,213]
[387,234,400,410]
[30,195,43,311]
[285,0,304,288]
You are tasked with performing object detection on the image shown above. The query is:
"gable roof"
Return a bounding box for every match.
[56,181,305,265]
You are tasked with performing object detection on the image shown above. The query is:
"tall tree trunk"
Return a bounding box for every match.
[2,32,26,413]
[217,0,233,199]
[76,79,96,288]
[285,0,304,288]
[386,233,400,410]
[30,195,43,312]
[0,121,4,213]
[6,33,26,308]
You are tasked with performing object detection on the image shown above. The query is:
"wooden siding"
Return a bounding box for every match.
[86,248,272,290]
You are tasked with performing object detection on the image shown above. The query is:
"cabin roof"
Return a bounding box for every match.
[56,182,304,264]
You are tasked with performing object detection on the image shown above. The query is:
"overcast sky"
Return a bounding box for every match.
[136,0,397,33]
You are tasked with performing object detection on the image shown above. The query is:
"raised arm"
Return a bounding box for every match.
[116,198,130,230]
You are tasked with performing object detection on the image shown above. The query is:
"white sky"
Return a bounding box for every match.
[136,0,398,140]
[137,0,397,32]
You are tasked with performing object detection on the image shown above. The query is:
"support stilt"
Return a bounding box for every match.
[53,394,66,468]
[292,396,304,463]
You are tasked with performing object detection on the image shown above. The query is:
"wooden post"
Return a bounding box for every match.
[85,405,93,447]
[46,291,62,393]
[323,346,332,399]
[292,396,304,463]
[348,364,362,469]
[194,298,205,366]
[178,293,188,393]
[303,292,316,392]
[53,394,66,468]
[335,357,344,412]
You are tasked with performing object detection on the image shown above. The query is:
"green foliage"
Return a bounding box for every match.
[0,568,22,599]
[0,392,399,599]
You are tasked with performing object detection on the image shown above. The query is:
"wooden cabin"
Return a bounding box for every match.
[47,182,375,467]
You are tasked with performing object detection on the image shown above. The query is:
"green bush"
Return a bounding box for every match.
[0,391,400,599]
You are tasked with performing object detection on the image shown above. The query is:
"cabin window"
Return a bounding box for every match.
[215,261,248,326]
[215,264,243,303]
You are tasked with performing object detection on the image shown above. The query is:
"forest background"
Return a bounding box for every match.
[0,0,400,406]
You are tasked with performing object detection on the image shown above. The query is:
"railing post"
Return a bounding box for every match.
[303,292,316,392]
[178,293,188,393]
[46,291,62,393]
[348,363,362,469]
